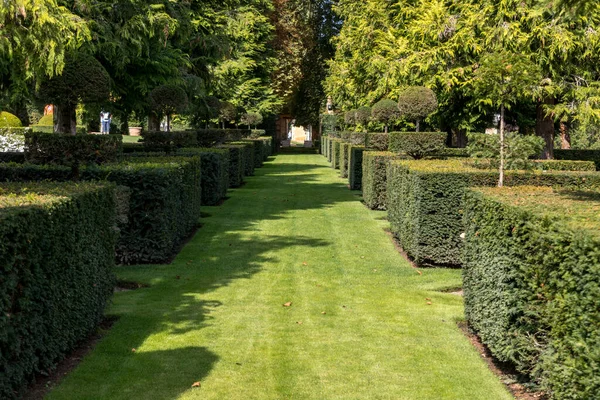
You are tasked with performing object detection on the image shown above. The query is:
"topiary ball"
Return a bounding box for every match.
[372,99,400,125]
[36,114,54,126]
[0,111,23,127]
[397,86,438,121]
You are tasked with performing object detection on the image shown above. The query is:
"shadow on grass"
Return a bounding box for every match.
[48,155,352,399]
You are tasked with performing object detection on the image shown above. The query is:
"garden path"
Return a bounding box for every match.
[47,152,512,400]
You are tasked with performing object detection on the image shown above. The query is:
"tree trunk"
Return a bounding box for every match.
[166,114,171,133]
[384,124,388,134]
[560,121,571,149]
[416,119,420,132]
[536,98,555,159]
[54,104,76,135]
[222,121,225,129]
[498,105,505,188]
[148,113,160,131]
[455,130,468,148]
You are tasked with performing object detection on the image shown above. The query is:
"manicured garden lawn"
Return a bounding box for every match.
[47,153,512,400]
[121,135,141,143]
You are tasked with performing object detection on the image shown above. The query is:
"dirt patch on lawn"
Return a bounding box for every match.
[22,316,118,400]
[459,322,548,400]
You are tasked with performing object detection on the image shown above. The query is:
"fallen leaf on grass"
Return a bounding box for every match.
[302,262,308,266]
[416,270,422,275]
[191,382,201,388]
[296,321,303,325]
[283,302,292,307]
[427,302,432,305]
[321,311,327,315]
[131,348,136,353]
[426,298,431,301]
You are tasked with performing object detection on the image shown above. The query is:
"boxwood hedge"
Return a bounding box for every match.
[387,159,600,266]
[0,157,202,264]
[340,131,368,146]
[230,141,255,176]
[197,129,248,147]
[243,139,265,168]
[362,151,402,210]
[0,182,116,398]
[339,142,350,178]
[554,149,600,171]
[463,187,600,398]
[177,148,229,206]
[141,131,197,152]
[365,133,389,151]
[388,132,446,159]
[331,139,341,169]
[348,146,366,190]
[217,144,245,187]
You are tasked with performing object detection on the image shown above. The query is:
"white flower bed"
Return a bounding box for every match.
[0,128,27,152]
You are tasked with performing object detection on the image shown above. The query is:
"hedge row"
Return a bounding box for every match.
[387,159,600,266]
[463,187,600,399]
[0,152,25,163]
[177,148,229,206]
[339,142,350,178]
[362,151,403,210]
[0,182,116,398]
[142,129,251,152]
[348,146,366,190]
[465,158,596,172]
[554,149,600,170]
[230,141,255,176]
[331,139,341,169]
[388,131,446,159]
[0,157,202,264]
[218,144,245,187]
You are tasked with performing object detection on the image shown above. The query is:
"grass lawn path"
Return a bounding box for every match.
[48,153,512,400]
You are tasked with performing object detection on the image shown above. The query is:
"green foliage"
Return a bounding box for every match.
[372,99,400,132]
[340,131,368,146]
[389,132,446,159]
[348,146,367,190]
[463,187,600,397]
[230,141,255,177]
[36,114,54,126]
[344,110,356,126]
[217,145,246,187]
[0,112,22,127]
[339,142,351,178]
[331,139,341,169]
[355,106,372,128]
[177,148,229,206]
[362,151,402,210]
[555,149,600,171]
[141,131,197,153]
[240,112,263,128]
[24,132,123,175]
[0,152,25,163]
[321,114,340,134]
[397,87,438,130]
[0,182,116,398]
[365,133,389,151]
[197,129,249,147]
[149,85,189,126]
[243,139,266,169]
[467,132,544,170]
[386,159,600,266]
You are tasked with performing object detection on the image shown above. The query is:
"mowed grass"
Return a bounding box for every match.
[47,153,512,400]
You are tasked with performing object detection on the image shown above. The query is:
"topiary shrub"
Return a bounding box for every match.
[362,151,403,210]
[217,144,245,187]
[240,112,263,129]
[389,132,446,159]
[463,187,600,397]
[149,85,189,132]
[219,101,237,129]
[141,131,197,153]
[177,148,229,205]
[554,149,600,171]
[355,106,371,129]
[340,131,367,146]
[197,129,249,147]
[344,109,356,127]
[230,141,255,176]
[396,86,438,131]
[339,142,351,179]
[366,133,389,150]
[0,182,116,398]
[371,99,400,133]
[0,111,22,127]
[40,53,110,134]
[36,114,54,126]
[348,146,366,190]
[386,159,600,267]
[331,139,341,169]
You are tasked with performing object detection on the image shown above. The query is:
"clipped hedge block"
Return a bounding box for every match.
[387,159,600,266]
[362,151,402,210]
[230,141,255,176]
[340,131,368,146]
[243,139,264,168]
[196,129,249,147]
[178,148,229,206]
[554,149,600,171]
[218,144,245,187]
[339,142,351,178]
[0,152,25,164]
[463,187,600,398]
[348,146,366,190]
[331,139,341,169]
[141,131,197,152]
[389,131,446,159]
[0,182,116,398]
[366,133,389,151]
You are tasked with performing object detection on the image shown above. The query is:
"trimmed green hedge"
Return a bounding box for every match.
[554,149,600,171]
[25,132,123,171]
[463,187,600,398]
[197,129,248,147]
[348,146,366,190]
[465,158,596,172]
[331,139,341,169]
[0,182,116,398]
[177,148,229,206]
[0,157,202,264]
[141,131,197,152]
[340,131,368,146]
[243,139,264,168]
[0,152,25,163]
[366,133,389,151]
[387,159,600,266]
[218,144,245,187]
[327,137,333,162]
[433,147,469,158]
[230,141,255,176]
[257,136,273,159]
[339,142,351,178]
[362,151,402,210]
[389,132,446,159]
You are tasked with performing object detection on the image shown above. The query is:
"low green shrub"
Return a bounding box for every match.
[554,149,600,171]
[339,142,351,178]
[35,113,54,126]
[243,139,264,168]
[432,147,469,158]
[197,129,249,147]
[31,125,87,135]
[24,132,123,175]
[0,111,22,127]
[348,146,366,190]
[0,182,116,398]
[362,151,402,210]
[327,137,333,162]
[463,187,600,398]
[366,133,389,150]
[178,148,229,205]
[122,142,146,153]
[230,141,255,176]
[340,131,368,146]
[331,139,341,169]
[0,152,25,163]
[217,144,245,187]
[0,157,202,264]
[389,132,446,159]
[141,131,197,153]
[387,159,600,266]
[258,136,273,159]
[464,158,596,172]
